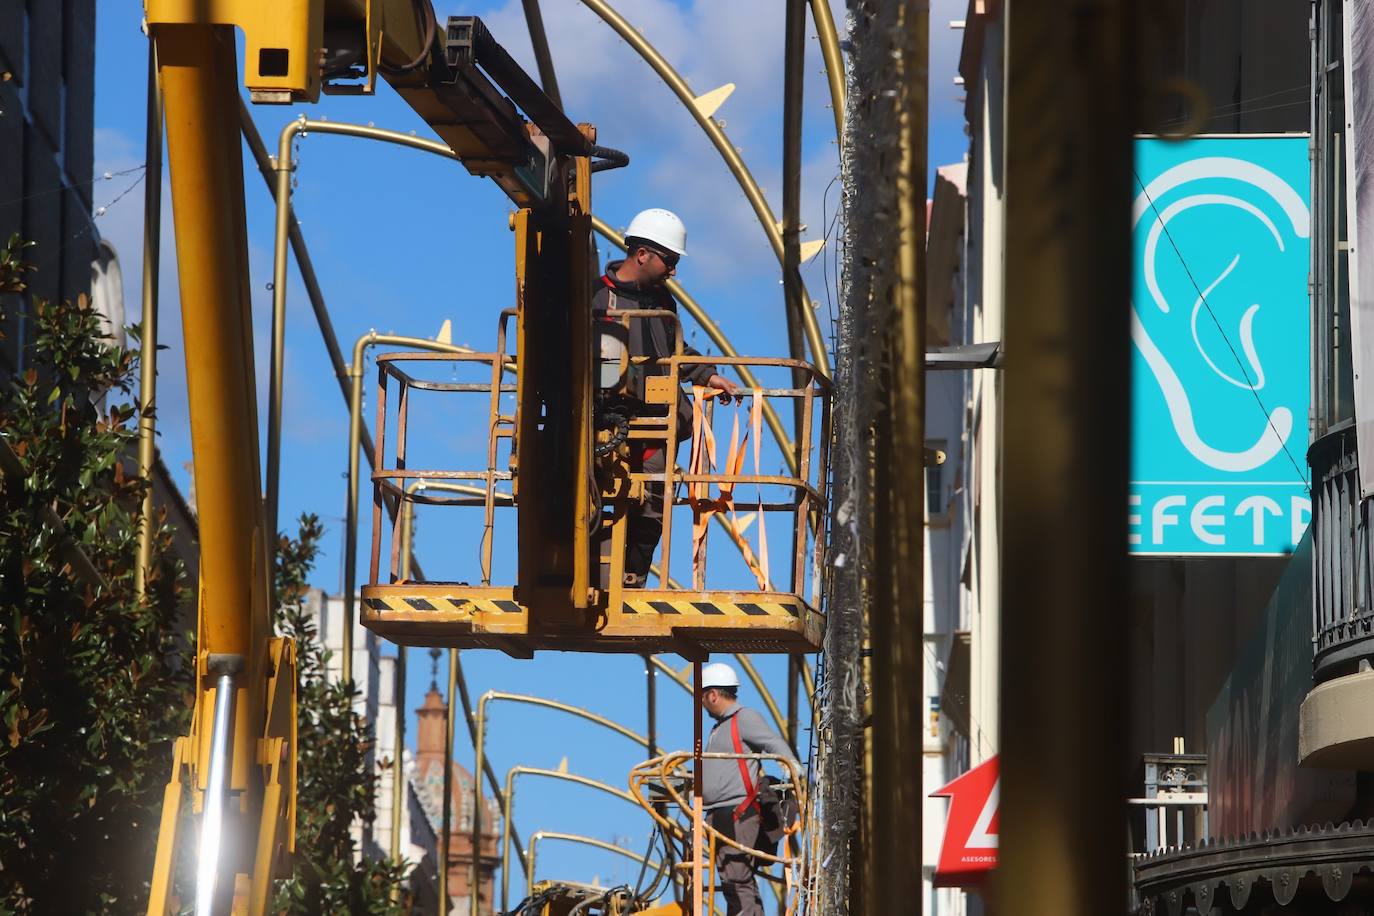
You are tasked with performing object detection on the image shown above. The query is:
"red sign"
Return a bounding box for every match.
[930,755,998,887]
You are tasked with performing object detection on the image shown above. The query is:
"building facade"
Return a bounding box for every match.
[941,0,1370,910]
[0,0,98,373]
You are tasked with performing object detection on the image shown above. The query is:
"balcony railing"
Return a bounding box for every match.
[1311,421,1374,681]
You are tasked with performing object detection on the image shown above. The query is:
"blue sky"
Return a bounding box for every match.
[91,0,967,899]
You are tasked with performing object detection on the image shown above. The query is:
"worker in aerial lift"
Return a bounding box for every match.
[593,208,739,587]
[700,661,800,916]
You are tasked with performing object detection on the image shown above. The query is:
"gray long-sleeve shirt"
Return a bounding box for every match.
[702,704,800,811]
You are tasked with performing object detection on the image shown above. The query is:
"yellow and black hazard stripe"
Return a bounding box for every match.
[362,595,526,616]
[620,597,803,619]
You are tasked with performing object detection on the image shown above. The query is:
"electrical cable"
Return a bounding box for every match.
[378,0,437,76]
[589,144,631,172]
[594,411,631,456]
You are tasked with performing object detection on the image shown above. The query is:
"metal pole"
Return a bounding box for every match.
[735,654,789,742]
[692,660,704,916]
[265,118,302,579]
[499,766,640,913]
[997,0,1134,911]
[787,656,800,756]
[519,0,562,108]
[388,501,414,870]
[782,0,810,419]
[440,648,458,916]
[474,691,649,915]
[344,332,467,685]
[525,832,667,899]
[780,6,811,785]
[577,0,830,376]
[239,106,356,427]
[451,663,529,872]
[646,654,658,760]
[808,0,846,143]
[867,0,927,910]
[244,113,805,477]
[134,41,163,601]
[194,665,239,916]
[469,683,485,916]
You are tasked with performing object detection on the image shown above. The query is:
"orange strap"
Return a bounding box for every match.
[730,715,760,821]
[687,386,776,590]
[751,390,770,589]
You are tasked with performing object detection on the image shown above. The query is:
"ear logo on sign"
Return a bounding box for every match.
[1132,156,1310,473]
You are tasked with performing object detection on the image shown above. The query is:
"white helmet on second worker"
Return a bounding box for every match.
[701,661,740,690]
[625,208,688,257]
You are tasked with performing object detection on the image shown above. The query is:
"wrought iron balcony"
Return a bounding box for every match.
[1311,422,1374,682]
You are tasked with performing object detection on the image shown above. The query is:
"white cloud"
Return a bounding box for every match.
[466,0,843,290]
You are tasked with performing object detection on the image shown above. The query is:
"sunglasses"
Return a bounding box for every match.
[643,246,679,269]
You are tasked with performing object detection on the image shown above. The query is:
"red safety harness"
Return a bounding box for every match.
[730,714,760,821]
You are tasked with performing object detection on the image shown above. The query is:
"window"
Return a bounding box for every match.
[926,440,947,516]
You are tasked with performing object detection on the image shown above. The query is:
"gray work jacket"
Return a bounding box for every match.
[594,262,717,438]
[702,704,800,812]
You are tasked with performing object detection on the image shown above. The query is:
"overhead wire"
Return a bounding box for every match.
[0,164,147,209]
[1155,81,1310,129]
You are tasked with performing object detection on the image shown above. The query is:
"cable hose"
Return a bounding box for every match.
[378,0,436,76]
[590,144,631,173]
[594,412,631,457]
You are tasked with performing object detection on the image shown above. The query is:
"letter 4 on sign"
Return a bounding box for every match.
[930,755,998,888]
[1130,136,1312,556]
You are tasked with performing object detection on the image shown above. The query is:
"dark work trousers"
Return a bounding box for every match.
[626,447,668,581]
[709,806,764,916]
[599,446,671,587]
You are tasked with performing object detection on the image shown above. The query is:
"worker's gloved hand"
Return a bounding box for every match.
[706,373,740,403]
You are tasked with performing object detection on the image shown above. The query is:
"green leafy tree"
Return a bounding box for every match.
[0,235,191,913]
[271,513,409,914]
[0,234,406,912]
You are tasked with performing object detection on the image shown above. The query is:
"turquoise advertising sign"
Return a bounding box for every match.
[1131,137,1311,555]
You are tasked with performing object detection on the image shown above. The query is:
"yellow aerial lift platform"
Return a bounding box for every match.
[141,0,827,909]
[358,338,830,657]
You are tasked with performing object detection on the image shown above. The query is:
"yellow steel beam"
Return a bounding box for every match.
[151,18,274,901]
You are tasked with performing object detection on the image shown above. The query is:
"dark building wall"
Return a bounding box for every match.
[0,0,98,375]
[1126,0,1310,778]
[1145,0,1311,135]
[1129,557,1287,761]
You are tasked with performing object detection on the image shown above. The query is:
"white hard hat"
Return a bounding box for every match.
[624,208,687,256]
[701,661,740,690]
